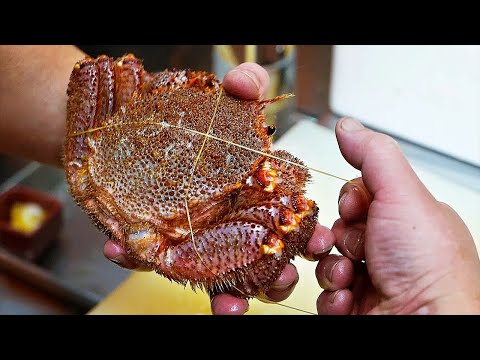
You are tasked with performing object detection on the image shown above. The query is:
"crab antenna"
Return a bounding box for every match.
[69,121,349,183]
[184,88,223,278]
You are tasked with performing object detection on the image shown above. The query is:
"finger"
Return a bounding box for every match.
[303,223,336,261]
[331,219,366,261]
[263,263,299,302]
[103,240,151,271]
[211,293,249,315]
[222,62,270,100]
[338,177,372,222]
[350,262,379,315]
[316,255,355,291]
[317,289,354,315]
[335,117,434,201]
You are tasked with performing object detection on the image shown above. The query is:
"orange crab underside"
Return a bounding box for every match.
[63,54,318,297]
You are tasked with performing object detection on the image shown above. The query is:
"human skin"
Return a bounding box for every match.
[315,118,480,315]
[0,45,85,166]
[0,46,334,314]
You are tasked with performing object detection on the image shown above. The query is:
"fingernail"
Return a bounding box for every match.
[108,257,122,265]
[344,230,365,258]
[312,244,334,260]
[270,280,296,293]
[108,255,129,267]
[329,290,340,304]
[338,191,349,212]
[340,118,364,132]
[233,69,260,94]
[325,258,340,283]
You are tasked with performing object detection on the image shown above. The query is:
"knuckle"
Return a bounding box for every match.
[370,133,400,151]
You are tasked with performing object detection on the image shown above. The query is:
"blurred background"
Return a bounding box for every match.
[0,45,479,314]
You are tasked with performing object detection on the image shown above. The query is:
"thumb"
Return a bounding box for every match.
[335,117,433,201]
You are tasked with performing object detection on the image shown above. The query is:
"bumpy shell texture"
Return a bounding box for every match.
[64,54,318,298]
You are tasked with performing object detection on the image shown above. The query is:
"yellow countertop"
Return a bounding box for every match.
[88,120,480,315]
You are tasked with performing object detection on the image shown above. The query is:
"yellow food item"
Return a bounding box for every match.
[10,202,47,234]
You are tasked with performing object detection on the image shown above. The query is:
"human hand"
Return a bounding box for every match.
[103,62,336,314]
[316,117,480,314]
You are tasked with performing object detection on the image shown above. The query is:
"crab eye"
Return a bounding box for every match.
[267,126,276,136]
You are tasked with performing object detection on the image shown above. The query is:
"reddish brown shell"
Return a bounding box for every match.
[63,54,318,297]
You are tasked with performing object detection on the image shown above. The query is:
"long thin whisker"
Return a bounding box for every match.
[257,298,317,315]
[184,88,224,291]
[180,90,316,314]
[183,129,349,183]
[184,198,213,281]
[69,121,350,183]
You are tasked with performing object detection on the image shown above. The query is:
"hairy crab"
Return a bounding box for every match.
[63,54,318,298]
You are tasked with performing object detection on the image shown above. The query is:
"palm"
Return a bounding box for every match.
[328,190,452,315]
[344,262,379,315]
[317,178,480,315]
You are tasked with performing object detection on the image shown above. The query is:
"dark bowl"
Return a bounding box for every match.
[0,186,63,261]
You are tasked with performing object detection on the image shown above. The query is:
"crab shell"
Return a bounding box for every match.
[63,54,318,298]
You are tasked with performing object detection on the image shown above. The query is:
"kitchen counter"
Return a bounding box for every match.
[0,162,131,314]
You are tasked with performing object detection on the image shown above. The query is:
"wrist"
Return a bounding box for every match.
[0,45,86,168]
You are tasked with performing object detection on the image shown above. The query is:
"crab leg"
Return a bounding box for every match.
[64,55,147,242]
[154,221,286,294]
[112,54,144,111]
